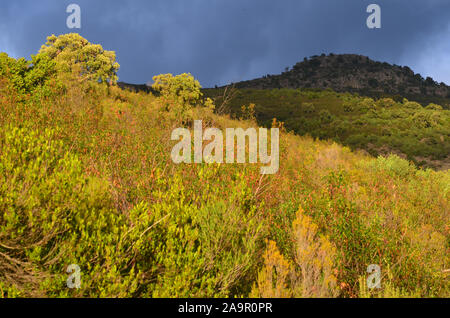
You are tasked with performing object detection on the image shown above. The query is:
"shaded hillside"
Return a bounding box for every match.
[234,54,450,108]
[118,81,154,94]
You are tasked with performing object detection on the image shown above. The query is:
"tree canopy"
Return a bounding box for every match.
[39,33,120,84]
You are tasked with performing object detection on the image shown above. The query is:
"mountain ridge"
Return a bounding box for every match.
[232,54,450,107]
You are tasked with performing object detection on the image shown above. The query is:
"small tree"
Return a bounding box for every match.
[39,33,120,84]
[152,73,203,107]
[151,73,214,122]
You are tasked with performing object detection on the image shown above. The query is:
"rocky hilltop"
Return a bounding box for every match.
[234,54,450,107]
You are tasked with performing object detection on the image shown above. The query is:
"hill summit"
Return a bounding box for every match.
[234,54,450,106]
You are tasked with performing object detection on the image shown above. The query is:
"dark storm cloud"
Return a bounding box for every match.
[1,0,450,86]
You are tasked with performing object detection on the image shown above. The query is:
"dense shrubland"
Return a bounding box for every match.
[0,34,448,298]
[205,87,450,170]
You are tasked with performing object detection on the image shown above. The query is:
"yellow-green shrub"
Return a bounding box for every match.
[250,240,293,298]
[0,124,144,297]
[291,207,339,298]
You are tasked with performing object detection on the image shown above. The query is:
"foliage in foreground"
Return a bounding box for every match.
[0,34,448,298]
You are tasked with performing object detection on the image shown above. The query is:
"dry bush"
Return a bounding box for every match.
[291,207,339,298]
[250,240,293,298]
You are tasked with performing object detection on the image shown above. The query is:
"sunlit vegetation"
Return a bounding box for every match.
[0,34,448,298]
[204,87,450,170]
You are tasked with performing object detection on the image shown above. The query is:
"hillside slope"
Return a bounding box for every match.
[234,54,450,108]
[0,36,449,298]
[121,55,450,169]
[204,87,450,170]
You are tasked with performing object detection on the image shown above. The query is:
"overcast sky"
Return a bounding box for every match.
[1,0,450,87]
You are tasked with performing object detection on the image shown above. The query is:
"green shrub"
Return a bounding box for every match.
[0,52,58,97]
[376,98,396,108]
[302,102,316,114]
[403,99,422,110]
[343,101,355,112]
[367,155,416,178]
[411,111,441,128]
[0,124,138,297]
[425,103,443,111]
[319,110,334,124]
[359,98,376,112]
